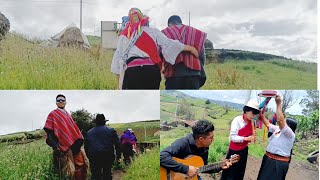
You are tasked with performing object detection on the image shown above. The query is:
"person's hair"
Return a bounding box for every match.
[56,94,66,100]
[192,120,214,139]
[243,106,259,115]
[286,118,297,133]
[168,15,182,26]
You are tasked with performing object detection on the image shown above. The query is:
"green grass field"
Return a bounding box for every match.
[0,34,117,89]
[122,147,160,180]
[0,139,59,179]
[203,60,316,89]
[0,121,159,179]
[110,120,160,142]
[0,34,316,89]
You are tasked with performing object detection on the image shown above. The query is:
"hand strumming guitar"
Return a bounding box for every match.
[187,166,198,177]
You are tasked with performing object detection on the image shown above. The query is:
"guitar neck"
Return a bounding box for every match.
[197,160,225,173]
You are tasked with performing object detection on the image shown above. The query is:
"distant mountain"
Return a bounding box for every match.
[207,99,243,110]
[205,48,294,63]
[215,49,290,61]
[160,90,192,99]
[162,90,244,110]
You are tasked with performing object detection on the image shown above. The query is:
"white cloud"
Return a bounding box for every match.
[0,90,160,135]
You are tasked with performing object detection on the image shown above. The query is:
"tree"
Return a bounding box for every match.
[296,115,309,139]
[281,90,298,114]
[71,108,94,137]
[223,105,230,115]
[309,110,319,135]
[205,99,211,104]
[300,90,319,116]
[177,98,195,120]
[295,110,319,139]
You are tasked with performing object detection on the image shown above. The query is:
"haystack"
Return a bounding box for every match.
[51,23,90,49]
[0,12,10,41]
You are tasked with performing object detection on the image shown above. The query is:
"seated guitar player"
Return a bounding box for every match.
[160,120,232,179]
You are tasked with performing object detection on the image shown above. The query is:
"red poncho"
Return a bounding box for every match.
[162,25,207,77]
[44,109,83,152]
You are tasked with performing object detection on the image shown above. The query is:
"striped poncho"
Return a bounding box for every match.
[162,25,207,77]
[44,109,83,152]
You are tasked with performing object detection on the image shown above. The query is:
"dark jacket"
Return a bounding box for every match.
[85,125,121,160]
[160,133,220,174]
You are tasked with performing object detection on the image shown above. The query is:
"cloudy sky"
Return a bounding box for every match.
[182,90,311,115]
[0,90,160,135]
[0,0,317,61]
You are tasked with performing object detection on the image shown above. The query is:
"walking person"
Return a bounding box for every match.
[85,114,121,180]
[111,8,199,89]
[162,15,207,89]
[120,128,137,165]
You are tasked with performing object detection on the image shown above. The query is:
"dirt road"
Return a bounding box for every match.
[244,155,318,180]
[199,155,318,180]
[113,169,125,180]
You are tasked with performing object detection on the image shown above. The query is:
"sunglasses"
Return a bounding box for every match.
[56,99,66,103]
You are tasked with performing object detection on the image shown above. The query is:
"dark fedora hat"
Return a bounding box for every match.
[94,114,109,124]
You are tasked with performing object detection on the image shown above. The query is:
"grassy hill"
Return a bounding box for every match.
[109,120,160,143]
[209,49,290,62]
[86,35,101,47]
[0,34,316,89]
[122,147,159,180]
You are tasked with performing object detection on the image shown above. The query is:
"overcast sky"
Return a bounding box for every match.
[0,0,317,61]
[182,90,312,115]
[0,90,160,135]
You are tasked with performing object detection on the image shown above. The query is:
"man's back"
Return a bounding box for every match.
[86,126,119,156]
[161,21,207,89]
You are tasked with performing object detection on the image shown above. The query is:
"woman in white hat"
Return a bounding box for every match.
[221,100,260,180]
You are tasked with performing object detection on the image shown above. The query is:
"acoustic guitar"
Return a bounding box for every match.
[160,154,240,180]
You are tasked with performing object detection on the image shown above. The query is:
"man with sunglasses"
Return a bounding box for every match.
[44,94,89,179]
[221,100,259,180]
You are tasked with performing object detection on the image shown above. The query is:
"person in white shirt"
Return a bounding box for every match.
[257,95,297,180]
[221,100,259,180]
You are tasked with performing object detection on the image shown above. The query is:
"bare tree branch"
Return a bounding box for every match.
[281,90,298,113]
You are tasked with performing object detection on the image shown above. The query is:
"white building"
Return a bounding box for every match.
[101,21,121,49]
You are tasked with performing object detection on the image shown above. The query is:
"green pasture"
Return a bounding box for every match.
[0,120,160,179]
[0,34,316,89]
[122,147,160,180]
